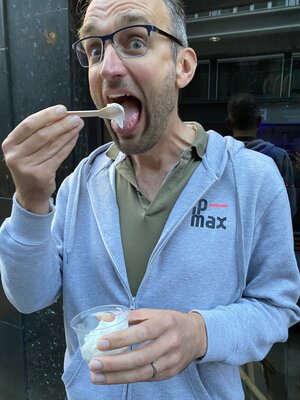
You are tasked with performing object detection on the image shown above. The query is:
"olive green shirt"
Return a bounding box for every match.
[106,122,208,296]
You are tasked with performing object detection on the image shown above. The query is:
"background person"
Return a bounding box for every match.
[0,1,299,399]
[226,92,297,217]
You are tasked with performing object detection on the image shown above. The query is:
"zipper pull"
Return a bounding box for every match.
[130,297,136,310]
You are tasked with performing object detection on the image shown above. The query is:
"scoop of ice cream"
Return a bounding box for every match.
[80,312,128,362]
[104,103,125,129]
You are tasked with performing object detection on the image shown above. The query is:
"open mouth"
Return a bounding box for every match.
[107,94,142,133]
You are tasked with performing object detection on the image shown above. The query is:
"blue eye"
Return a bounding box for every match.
[83,39,102,60]
[90,47,101,58]
[115,28,148,56]
[130,39,144,50]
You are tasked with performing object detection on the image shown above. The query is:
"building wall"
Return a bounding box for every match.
[0,1,95,398]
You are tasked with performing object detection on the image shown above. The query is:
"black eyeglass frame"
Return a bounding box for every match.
[72,24,184,68]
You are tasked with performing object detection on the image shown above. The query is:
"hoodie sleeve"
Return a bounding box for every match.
[0,149,106,314]
[194,180,300,365]
[0,195,63,313]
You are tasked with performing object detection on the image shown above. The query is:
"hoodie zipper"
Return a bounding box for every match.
[130,296,136,310]
[122,297,136,400]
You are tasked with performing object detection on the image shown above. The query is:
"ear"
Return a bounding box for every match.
[175,47,197,89]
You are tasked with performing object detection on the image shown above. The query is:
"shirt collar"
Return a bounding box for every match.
[106,121,208,162]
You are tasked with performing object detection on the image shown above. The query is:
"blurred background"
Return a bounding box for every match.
[0,1,299,399]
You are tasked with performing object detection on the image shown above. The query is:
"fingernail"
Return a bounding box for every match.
[98,339,110,350]
[90,359,103,371]
[55,105,67,115]
[68,115,82,126]
[92,373,105,384]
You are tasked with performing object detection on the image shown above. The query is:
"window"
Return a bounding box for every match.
[236,5,251,12]
[253,2,269,9]
[216,55,284,99]
[272,0,287,7]
[290,54,300,96]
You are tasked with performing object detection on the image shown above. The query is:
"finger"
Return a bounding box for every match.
[12,131,80,197]
[89,311,194,385]
[91,323,182,374]
[5,105,68,145]
[14,115,83,159]
[128,308,158,324]
[91,363,154,385]
[98,310,181,353]
[4,121,83,182]
[97,316,165,352]
[90,340,159,373]
[25,122,84,166]
[90,350,181,385]
[35,129,81,172]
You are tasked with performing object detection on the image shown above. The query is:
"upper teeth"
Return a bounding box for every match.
[109,94,129,99]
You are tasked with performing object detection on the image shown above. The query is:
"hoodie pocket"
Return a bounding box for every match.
[185,362,211,400]
[62,349,126,400]
[128,363,211,400]
[62,348,84,388]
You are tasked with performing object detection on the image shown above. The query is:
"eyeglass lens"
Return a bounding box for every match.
[76,26,151,67]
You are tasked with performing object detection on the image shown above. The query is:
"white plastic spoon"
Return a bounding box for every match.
[67,103,125,128]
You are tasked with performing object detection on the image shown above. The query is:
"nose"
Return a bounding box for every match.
[99,44,127,81]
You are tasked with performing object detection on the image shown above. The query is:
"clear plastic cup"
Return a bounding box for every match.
[71,305,129,362]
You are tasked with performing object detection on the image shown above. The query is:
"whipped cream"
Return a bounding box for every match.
[81,312,128,362]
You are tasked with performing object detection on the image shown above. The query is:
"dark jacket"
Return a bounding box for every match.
[235,136,297,217]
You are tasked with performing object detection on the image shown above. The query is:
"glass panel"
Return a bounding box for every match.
[187,11,209,20]
[253,1,269,9]
[236,5,251,12]
[290,55,300,96]
[219,8,233,15]
[217,56,284,99]
[272,0,287,7]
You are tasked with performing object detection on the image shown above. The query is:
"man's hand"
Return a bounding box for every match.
[1,105,84,214]
[89,308,207,385]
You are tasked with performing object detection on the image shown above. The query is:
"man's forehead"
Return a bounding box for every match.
[79,0,168,37]
[80,12,150,36]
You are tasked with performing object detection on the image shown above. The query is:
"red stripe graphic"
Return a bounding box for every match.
[209,204,228,208]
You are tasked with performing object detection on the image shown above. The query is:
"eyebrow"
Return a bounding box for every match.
[117,12,151,26]
[78,23,97,39]
[78,12,151,39]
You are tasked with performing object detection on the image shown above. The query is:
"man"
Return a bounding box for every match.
[0,1,299,399]
[227,92,297,217]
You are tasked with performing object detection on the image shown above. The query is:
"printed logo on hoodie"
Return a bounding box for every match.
[190,199,228,230]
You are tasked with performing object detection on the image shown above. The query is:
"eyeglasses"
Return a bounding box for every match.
[72,24,183,68]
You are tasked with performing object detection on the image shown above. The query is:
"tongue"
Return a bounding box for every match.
[111,98,140,133]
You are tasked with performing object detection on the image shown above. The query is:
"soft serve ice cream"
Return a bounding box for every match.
[79,310,129,362]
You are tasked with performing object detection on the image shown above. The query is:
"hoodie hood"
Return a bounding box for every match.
[204,131,245,177]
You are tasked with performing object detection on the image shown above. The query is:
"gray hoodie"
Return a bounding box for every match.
[0,131,299,400]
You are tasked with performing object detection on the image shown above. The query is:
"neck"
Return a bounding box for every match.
[130,119,197,200]
[232,128,258,138]
[131,119,196,172]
